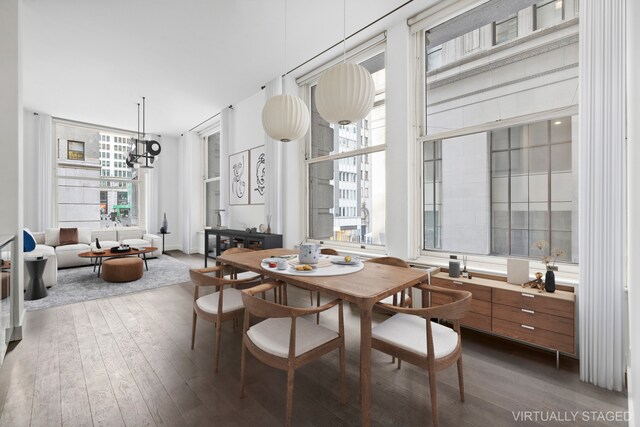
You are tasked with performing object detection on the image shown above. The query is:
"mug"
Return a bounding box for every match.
[299,243,320,264]
[277,259,288,270]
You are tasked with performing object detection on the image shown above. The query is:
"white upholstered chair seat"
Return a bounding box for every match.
[196,287,244,315]
[247,317,338,358]
[224,271,261,281]
[372,313,458,359]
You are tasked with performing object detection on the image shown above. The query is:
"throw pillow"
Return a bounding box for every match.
[59,228,79,246]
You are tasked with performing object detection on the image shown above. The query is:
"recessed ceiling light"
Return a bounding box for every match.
[554,121,562,125]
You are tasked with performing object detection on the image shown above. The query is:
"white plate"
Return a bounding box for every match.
[331,257,360,266]
[261,258,282,264]
[259,224,267,232]
[290,265,317,273]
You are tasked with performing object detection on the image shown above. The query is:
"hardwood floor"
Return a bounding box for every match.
[0,253,628,426]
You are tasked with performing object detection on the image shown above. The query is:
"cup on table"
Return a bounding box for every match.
[277,259,288,270]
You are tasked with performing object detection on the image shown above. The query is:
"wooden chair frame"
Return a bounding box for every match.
[240,284,346,427]
[372,285,472,427]
[189,266,271,372]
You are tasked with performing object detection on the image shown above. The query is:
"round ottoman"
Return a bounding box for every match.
[102,257,144,282]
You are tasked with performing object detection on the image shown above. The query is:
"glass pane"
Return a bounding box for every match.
[492,227,509,255]
[529,121,548,146]
[491,128,509,151]
[309,151,386,246]
[551,117,571,143]
[205,181,221,227]
[492,152,509,177]
[495,16,518,45]
[510,126,525,149]
[536,0,564,30]
[529,146,549,174]
[492,177,508,203]
[529,230,549,257]
[529,173,548,202]
[207,132,221,178]
[511,176,528,203]
[310,52,385,158]
[510,229,529,257]
[551,143,572,172]
[492,204,509,228]
[511,203,528,229]
[424,161,434,182]
[551,209,572,231]
[529,205,549,231]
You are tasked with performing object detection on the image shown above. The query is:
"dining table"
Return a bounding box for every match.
[215,248,430,427]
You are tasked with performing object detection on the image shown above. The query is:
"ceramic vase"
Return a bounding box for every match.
[162,213,168,233]
[545,270,556,293]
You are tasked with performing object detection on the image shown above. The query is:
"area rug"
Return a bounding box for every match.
[25,255,191,311]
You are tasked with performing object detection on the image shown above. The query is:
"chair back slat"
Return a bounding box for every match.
[241,291,298,319]
[381,287,472,320]
[366,256,410,268]
[190,268,227,288]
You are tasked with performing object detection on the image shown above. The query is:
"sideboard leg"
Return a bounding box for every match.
[556,351,560,369]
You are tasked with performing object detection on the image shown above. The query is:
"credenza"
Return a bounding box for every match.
[428,271,576,367]
[204,228,283,267]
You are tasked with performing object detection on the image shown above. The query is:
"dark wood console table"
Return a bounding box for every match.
[204,228,283,267]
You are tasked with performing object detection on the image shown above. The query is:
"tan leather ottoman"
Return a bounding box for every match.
[101,257,144,282]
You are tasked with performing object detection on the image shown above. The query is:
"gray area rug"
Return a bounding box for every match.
[25,255,191,311]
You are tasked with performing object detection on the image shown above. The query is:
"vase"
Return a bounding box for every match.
[162,213,168,233]
[545,270,556,293]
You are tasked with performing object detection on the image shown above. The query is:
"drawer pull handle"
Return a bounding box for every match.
[453,281,463,285]
[521,309,535,314]
[521,324,535,330]
[521,293,535,298]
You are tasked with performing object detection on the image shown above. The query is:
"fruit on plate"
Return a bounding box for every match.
[295,265,313,271]
[268,261,277,268]
[344,255,352,263]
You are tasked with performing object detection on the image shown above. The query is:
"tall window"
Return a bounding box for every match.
[56,123,139,228]
[423,141,442,249]
[491,119,573,261]
[307,50,386,247]
[204,132,221,227]
[494,15,518,45]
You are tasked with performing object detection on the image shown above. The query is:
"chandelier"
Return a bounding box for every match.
[126,96,161,169]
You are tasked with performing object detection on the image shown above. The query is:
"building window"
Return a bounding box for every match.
[426,44,443,71]
[535,0,564,30]
[204,131,221,227]
[490,118,573,261]
[423,140,442,249]
[67,140,85,161]
[494,14,518,45]
[307,50,386,247]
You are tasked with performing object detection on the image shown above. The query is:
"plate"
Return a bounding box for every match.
[331,257,360,266]
[259,224,267,232]
[290,265,317,273]
[261,258,282,264]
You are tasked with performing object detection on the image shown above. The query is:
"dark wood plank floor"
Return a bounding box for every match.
[0,253,628,426]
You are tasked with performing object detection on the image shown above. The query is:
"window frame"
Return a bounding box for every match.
[493,14,518,45]
[201,124,222,228]
[301,42,388,252]
[534,0,565,31]
[67,140,85,161]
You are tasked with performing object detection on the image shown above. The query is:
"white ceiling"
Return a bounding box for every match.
[23,0,438,137]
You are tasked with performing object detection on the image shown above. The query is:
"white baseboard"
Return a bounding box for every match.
[11,308,26,341]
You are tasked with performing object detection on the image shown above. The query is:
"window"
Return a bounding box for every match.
[307,50,386,247]
[491,118,573,261]
[204,131,221,227]
[67,140,85,161]
[56,123,139,228]
[535,0,564,30]
[494,15,518,45]
[426,45,443,71]
[423,140,442,249]
[463,29,480,53]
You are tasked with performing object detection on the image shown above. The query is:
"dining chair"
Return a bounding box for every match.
[367,257,414,308]
[189,266,275,372]
[240,283,346,427]
[371,285,472,427]
[219,247,286,303]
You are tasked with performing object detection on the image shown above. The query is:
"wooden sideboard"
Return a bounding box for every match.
[429,271,576,367]
[204,228,283,267]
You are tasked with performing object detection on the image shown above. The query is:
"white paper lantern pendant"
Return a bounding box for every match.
[315,62,375,126]
[262,94,310,142]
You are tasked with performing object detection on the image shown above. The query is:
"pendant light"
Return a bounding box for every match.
[315,0,375,125]
[261,0,310,142]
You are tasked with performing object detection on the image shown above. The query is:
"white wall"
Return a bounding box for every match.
[0,0,24,338]
[441,133,490,254]
[154,135,181,251]
[23,110,38,230]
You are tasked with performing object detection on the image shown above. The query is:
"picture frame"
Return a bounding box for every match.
[229,150,249,205]
[249,145,266,205]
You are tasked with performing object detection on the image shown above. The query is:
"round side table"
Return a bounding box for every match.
[25,257,48,301]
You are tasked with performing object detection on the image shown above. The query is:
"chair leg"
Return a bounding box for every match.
[282,284,288,305]
[308,290,313,305]
[428,369,439,427]
[316,292,321,324]
[339,343,346,404]
[214,319,222,373]
[240,340,247,399]
[457,355,465,402]
[191,311,197,350]
[286,367,295,427]
[397,359,402,370]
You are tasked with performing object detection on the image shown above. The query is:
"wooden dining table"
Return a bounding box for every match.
[216,248,430,427]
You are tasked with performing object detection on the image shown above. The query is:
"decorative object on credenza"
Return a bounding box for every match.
[249,145,266,205]
[522,272,545,291]
[126,97,161,170]
[161,212,169,233]
[448,255,460,278]
[215,209,225,228]
[266,215,272,234]
[261,0,310,143]
[534,240,565,293]
[229,150,249,205]
[315,0,375,125]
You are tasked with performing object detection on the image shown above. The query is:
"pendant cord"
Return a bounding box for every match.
[283,0,287,93]
[136,103,140,155]
[343,0,346,63]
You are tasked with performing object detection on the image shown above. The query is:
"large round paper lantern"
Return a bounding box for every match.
[262,94,310,142]
[315,62,375,125]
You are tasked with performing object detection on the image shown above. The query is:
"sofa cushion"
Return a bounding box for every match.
[77,228,91,244]
[118,228,146,242]
[45,228,60,246]
[59,228,79,246]
[91,241,119,252]
[122,238,150,249]
[92,229,117,242]
[32,244,55,256]
[33,232,45,245]
[55,243,90,253]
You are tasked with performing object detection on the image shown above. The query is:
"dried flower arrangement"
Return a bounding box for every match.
[533,240,565,271]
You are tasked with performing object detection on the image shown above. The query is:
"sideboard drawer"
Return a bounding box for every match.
[492,318,574,354]
[492,288,574,319]
[432,293,490,317]
[492,303,573,336]
[430,278,491,302]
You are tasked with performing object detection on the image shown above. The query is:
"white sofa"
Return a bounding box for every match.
[25,228,161,288]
